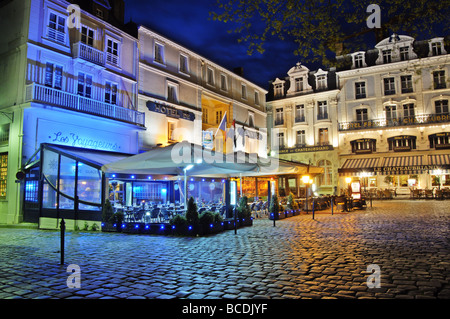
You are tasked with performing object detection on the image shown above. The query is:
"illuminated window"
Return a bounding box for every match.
[81,26,95,47]
[106,38,119,66]
[318,160,332,186]
[401,75,413,93]
[295,77,304,91]
[295,105,305,122]
[77,72,92,98]
[154,42,164,64]
[105,81,117,105]
[356,109,368,122]
[384,77,395,95]
[431,42,442,56]
[207,67,214,86]
[433,71,446,90]
[45,62,63,90]
[0,153,7,198]
[202,108,208,123]
[47,12,65,43]
[179,54,189,74]
[296,130,305,146]
[354,54,364,68]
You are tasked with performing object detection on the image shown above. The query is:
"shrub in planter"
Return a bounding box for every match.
[237,196,251,219]
[186,197,199,226]
[169,214,188,235]
[102,199,114,223]
[199,211,216,234]
[269,194,280,220]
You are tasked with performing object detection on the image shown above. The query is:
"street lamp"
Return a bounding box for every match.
[302,175,311,212]
[345,177,352,196]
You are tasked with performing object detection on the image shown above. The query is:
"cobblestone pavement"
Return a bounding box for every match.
[0,200,449,300]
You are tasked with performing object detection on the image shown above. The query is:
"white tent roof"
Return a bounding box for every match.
[101,141,323,178]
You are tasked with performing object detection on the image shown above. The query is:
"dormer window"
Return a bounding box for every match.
[399,46,409,61]
[295,77,304,91]
[429,38,447,56]
[317,75,327,90]
[273,78,285,97]
[382,50,392,63]
[354,54,364,68]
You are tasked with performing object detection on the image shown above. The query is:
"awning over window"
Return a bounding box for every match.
[338,158,380,176]
[376,155,425,175]
[428,154,450,168]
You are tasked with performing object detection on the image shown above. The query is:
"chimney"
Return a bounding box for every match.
[233,67,244,76]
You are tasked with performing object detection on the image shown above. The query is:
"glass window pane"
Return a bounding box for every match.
[43,150,58,188]
[59,155,75,198]
[77,162,101,205]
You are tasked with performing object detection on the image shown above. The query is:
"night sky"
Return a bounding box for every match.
[124,0,300,89]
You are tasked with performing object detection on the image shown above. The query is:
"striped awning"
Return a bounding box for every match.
[428,154,450,167]
[376,155,424,175]
[338,158,380,176]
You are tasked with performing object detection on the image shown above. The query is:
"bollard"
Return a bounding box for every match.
[312,199,315,220]
[60,218,65,265]
[370,194,373,208]
[331,196,334,215]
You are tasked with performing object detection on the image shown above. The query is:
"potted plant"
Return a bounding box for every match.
[101,199,119,232]
[169,214,188,235]
[185,196,200,234]
[237,196,253,226]
[269,194,280,220]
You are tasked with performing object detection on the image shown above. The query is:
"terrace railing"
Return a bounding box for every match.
[25,83,145,127]
[72,42,105,66]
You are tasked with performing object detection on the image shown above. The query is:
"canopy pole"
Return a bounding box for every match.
[240,173,243,199]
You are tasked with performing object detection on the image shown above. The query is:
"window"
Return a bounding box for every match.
[105,81,117,105]
[45,62,63,90]
[356,109,368,122]
[431,42,442,56]
[216,110,223,124]
[0,153,7,198]
[318,128,329,145]
[350,139,376,154]
[318,160,332,186]
[167,83,178,103]
[154,42,164,64]
[220,74,227,91]
[81,26,95,47]
[277,132,285,148]
[433,71,446,89]
[241,83,247,100]
[47,12,65,43]
[400,46,409,61]
[382,50,392,63]
[384,77,395,95]
[179,54,189,74]
[275,108,284,125]
[401,75,413,93]
[274,83,283,97]
[317,101,328,120]
[207,67,214,86]
[202,108,208,123]
[77,72,92,98]
[295,77,304,91]
[385,105,397,122]
[354,54,364,68]
[295,105,305,122]
[106,38,119,66]
[429,132,450,149]
[316,75,327,90]
[403,103,415,119]
[254,91,260,105]
[435,100,449,115]
[388,136,417,151]
[96,8,104,19]
[355,82,366,99]
[296,130,305,146]
[168,122,176,141]
[248,112,255,128]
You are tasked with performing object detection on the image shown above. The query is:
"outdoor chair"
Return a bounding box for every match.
[435,189,443,200]
[334,196,347,212]
[134,209,145,223]
[383,189,393,199]
[425,189,433,199]
[149,208,160,223]
[255,202,262,218]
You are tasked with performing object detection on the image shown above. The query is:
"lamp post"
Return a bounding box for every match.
[184,164,194,209]
[302,175,310,213]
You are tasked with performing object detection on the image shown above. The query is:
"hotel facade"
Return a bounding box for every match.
[0,0,268,227]
[336,34,450,195]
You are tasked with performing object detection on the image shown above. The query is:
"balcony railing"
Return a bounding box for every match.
[339,113,450,131]
[25,83,144,127]
[72,42,105,66]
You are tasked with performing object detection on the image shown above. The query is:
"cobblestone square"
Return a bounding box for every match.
[0,200,449,300]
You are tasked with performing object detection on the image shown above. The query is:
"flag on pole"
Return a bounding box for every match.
[214,111,227,153]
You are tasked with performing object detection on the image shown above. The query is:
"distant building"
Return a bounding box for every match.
[137,26,267,157]
[336,34,450,195]
[266,62,339,196]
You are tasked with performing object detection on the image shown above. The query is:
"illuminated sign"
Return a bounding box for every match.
[278,145,333,154]
[146,101,195,121]
[36,119,134,153]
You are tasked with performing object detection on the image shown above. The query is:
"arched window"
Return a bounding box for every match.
[318,160,332,186]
